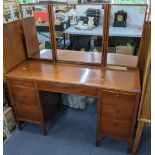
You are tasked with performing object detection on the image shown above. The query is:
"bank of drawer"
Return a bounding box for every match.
[11,86,38,106]
[37,81,98,97]
[9,78,34,87]
[100,104,134,122]
[100,118,130,139]
[100,90,136,106]
[15,103,41,122]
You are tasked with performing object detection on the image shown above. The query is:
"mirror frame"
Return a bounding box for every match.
[19,3,148,69]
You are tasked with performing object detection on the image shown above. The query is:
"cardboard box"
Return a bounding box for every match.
[116,46,135,55]
[3,107,16,134]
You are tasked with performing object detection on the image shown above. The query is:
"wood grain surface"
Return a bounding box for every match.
[6,60,141,93]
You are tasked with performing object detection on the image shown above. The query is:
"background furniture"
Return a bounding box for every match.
[132,20,151,155]
[3,0,21,23]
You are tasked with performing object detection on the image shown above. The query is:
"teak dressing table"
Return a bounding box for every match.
[4,3,148,152]
[6,60,140,151]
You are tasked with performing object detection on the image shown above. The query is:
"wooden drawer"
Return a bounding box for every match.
[15,103,41,122]
[100,118,130,139]
[100,90,136,106]
[37,81,98,97]
[9,78,34,87]
[11,86,38,106]
[101,104,134,122]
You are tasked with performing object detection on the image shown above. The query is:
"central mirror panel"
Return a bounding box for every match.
[53,4,105,64]
[21,4,53,60]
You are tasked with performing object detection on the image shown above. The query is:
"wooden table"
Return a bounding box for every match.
[64,25,103,36]
[6,60,141,152]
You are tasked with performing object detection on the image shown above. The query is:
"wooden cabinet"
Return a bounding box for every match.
[11,86,38,106]
[97,90,139,151]
[100,118,131,139]
[7,79,46,134]
[15,103,41,123]
[9,79,35,87]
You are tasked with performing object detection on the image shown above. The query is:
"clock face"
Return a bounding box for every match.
[117,15,124,22]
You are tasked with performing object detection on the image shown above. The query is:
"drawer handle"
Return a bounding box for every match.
[116,94,120,98]
[23,95,27,98]
[113,123,118,127]
[17,81,23,84]
[80,89,85,93]
[25,107,29,111]
[49,83,53,88]
[115,109,119,114]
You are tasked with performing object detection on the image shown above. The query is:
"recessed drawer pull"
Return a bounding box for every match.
[23,95,27,98]
[115,109,119,114]
[80,89,85,93]
[116,94,120,98]
[113,123,118,127]
[25,107,29,111]
[17,81,23,84]
[49,83,53,88]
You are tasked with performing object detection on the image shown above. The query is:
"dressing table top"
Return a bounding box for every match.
[6,60,140,94]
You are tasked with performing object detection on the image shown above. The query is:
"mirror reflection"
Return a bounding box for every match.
[53,4,104,64]
[21,4,53,60]
[106,4,147,68]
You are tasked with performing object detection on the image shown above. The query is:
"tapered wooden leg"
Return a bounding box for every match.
[131,121,144,155]
[57,102,60,111]
[17,120,22,130]
[41,123,46,136]
[127,140,132,153]
[57,94,61,111]
[96,135,101,147]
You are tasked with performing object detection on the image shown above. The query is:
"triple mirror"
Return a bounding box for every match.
[20,4,147,68]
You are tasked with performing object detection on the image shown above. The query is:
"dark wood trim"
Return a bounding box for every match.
[49,5,57,62]
[101,4,108,66]
[34,82,47,135]
[129,94,141,144]
[102,4,110,66]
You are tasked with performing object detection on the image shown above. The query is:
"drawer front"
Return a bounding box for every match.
[11,86,38,106]
[15,104,41,122]
[101,104,134,122]
[37,81,98,97]
[9,78,34,87]
[100,118,131,139]
[100,90,136,106]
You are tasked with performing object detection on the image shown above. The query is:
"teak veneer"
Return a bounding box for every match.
[6,60,141,152]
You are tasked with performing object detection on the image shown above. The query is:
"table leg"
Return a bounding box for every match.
[41,123,46,136]
[96,135,101,147]
[131,121,145,155]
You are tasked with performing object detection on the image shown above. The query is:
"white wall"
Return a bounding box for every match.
[55,0,78,4]
[109,5,147,26]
